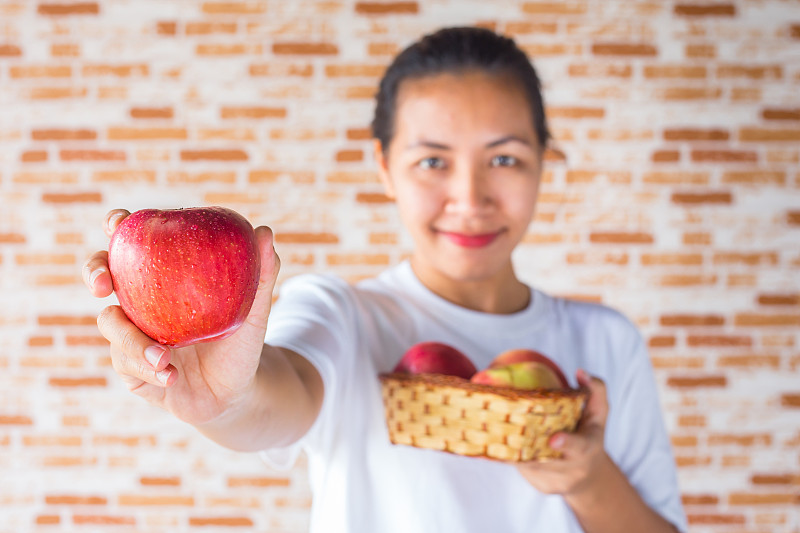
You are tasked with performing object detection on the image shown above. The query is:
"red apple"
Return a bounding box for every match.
[108,206,260,347]
[393,342,477,379]
[489,349,569,388]
[470,361,564,390]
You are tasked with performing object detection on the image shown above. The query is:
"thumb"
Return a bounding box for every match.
[243,225,281,330]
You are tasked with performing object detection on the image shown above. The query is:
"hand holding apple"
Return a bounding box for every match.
[108,207,260,347]
[83,208,281,427]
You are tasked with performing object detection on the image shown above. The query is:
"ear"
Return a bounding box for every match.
[373,139,396,200]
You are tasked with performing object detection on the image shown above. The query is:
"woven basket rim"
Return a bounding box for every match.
[379,372,588,401]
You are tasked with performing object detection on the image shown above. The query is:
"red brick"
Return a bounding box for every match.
[687,513,745,525]
[156,21,177,35]
[664,128,729,141]
[734,313,800,327]
[752,474,800,485]
[789,211,800,225]
[0,233,27,244]
[729,493,800,505]
[685,44,716,58]
[781,394,800,408]
[354,2,418,14]
[0,44,22,56]
[722,171,786,185]
[140,476,181,486]
[0,415,34,425]
[592,43,658,56]
[201,2,267,14]
[718,65,783,80]
[547,106,605,119]
[275,233,339,244]
[762,108,800,121]
[227,476,291,487]
[682,494,719,505]
[642,253,704,266]
[758,293,800,306]
[644,65,707,79]
[82,64,148,77]
[355,192,392,203]
[118,494,195,506]
[51,43,80,57]
[196,43,262,56]
[718,354,780,369]
[691,150,757,163]
[671,191,733,204]
[180,149,248,161]
[740,128,800,142]
[688,335,752,347]
[660,314,724,327]
[32,128,96,141]
[10,65,72,78]
[189,517,254,527]
[60,150,125,162]
[273,42,338,55]
[28,87,88,99]
[72,515,135,526]
[674,3,736,16]
[335,150,363,163]
[667,376,727,388]
[220,106,287,119]
[108,127,186,140]
[46,495,107,505]
[49,377,107,387]
[42,192,102,203]
[130,107,173,119]
[792,24,800,39]
[649,336,676,348]
[589,232,654,244]
[567,63,632,78]
[38,3,99,16]
[249,63,314,77]
[21,150,48,163]
[651,150,680,163]
[36,515,60,525]
[522,2,588,15]
[186,22,236,35]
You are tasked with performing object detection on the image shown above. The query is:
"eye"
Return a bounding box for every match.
[491,154,518,167]
[417,157,446,170]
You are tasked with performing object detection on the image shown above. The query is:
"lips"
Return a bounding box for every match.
[437,230,503,248]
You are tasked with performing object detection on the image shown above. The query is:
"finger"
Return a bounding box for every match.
[577,369,609,425]
[83,250,113,297]
[244,225,281,330]
[97,305,176,387]
[104,209,131,238]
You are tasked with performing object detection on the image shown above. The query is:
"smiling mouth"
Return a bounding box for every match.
[437,230,504,248]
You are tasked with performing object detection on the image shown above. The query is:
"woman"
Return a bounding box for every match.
[83,26,687,533]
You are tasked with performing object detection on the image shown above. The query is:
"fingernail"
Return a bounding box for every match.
[89,266,107,287]
[144,345,166,368]
[550,433,565,449]
[156,369,171,385]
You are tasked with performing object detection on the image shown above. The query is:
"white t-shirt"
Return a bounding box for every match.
[262,261,687,533]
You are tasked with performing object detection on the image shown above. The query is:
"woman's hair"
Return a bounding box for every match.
[371,26,550,154]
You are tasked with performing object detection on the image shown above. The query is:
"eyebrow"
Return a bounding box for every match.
[405,135,533,151]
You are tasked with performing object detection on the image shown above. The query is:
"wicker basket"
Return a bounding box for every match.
[379,372,588,462]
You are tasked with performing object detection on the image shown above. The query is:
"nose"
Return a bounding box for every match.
[445,163,493,215]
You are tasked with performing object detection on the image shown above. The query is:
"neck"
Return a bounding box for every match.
[409,258,530,314]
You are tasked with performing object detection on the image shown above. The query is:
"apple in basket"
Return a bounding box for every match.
[108,206,261,348]
[393,341,477,380]
[471,349,568,390]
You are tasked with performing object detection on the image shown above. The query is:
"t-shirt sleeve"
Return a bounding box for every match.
[258,274,356,470]
[604,326,688,533]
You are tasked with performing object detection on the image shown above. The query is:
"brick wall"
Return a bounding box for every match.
[1,1,798,531]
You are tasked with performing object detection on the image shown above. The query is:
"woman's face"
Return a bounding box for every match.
[376,70,543,291]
